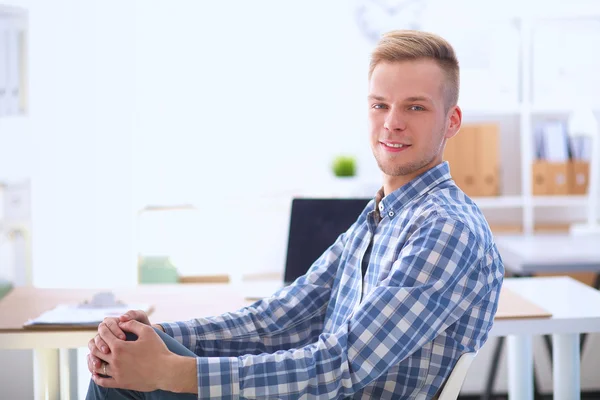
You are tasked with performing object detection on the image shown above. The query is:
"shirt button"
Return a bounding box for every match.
[378,203,384,211]
[388,210,395,218]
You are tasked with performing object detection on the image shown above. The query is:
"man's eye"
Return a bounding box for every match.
[409,105,425,111]
[372,104,387,109]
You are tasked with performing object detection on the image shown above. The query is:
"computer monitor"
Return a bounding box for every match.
[283,198,371,284]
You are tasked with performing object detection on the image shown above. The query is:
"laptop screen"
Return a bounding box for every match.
[284,198,372,284]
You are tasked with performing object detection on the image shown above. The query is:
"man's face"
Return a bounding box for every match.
[368,59,460,193]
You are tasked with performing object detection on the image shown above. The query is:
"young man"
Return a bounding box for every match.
[87,30,504,399]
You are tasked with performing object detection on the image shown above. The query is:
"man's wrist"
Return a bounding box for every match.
[161,354,198,394]
[152,323,165,332]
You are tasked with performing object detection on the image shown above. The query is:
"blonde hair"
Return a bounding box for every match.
[369,30,459,110]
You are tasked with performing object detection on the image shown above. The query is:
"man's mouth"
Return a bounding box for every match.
[380,141,411,152]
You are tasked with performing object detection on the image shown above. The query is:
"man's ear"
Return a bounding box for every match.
[444,105,462,139]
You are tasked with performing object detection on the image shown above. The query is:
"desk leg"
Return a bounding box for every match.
[59,348,78,400]
[552,333,580,400]
[507,335,533,400]
[33,348,60,400]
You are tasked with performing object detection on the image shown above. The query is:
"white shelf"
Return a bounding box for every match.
[532,195,588,208]
[530,103,600,115]
[471,195,589,209]
[472,196,523,209]
[462,103,600,116]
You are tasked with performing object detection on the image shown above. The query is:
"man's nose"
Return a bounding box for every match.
[383,109,406,131]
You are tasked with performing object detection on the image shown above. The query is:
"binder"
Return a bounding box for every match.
[444,123,500,197]
[6,18,20,115]
[446,124,478,195]
[17,29,26,113]
[0,18,8,116]
[475,123,500,196]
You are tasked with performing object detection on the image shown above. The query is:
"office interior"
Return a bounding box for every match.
[1,0,600,399]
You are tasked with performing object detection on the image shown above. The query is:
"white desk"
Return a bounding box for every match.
[490,276,600,400]
[495,234,600,275]
[488,234,600,399]
[0,284,252,400]
[2,278,600,400]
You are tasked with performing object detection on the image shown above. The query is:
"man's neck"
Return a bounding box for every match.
[383,161,442,196]
[383,176,413,197]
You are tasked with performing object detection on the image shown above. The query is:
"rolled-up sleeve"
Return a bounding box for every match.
[192,217,496,399]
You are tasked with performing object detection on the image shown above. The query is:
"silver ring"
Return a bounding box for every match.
[103,363,107,376]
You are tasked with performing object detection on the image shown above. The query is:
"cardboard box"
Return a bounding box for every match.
[476,124,500,196]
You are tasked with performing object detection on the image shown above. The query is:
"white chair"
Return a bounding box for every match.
[437,351,478,400]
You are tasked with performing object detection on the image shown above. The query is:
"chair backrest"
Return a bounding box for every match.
[437,351,478,400]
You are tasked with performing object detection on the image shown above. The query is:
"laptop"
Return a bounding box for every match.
[244,198,371,299]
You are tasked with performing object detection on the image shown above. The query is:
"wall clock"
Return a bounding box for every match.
[355,0,427,43]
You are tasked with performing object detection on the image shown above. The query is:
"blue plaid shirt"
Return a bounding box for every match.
[161,162,504,399]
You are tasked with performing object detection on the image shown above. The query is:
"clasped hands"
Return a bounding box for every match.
[87,310,175,392]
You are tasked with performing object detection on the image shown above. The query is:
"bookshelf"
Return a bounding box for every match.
[456,13,600,234]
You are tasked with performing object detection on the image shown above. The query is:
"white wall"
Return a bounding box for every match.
[132,0,374,205]
[131,0,379,278]
[1,0,137,288]
[0,0,598,288]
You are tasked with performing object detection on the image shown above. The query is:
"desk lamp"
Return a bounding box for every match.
[567,107,600,235]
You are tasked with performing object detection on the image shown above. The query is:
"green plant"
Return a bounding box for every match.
[332,155,357,177]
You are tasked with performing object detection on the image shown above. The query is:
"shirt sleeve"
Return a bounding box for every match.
[192,216,500,399]
[160,227,351,356]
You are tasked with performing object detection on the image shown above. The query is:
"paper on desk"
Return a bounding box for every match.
[23,303,153,327]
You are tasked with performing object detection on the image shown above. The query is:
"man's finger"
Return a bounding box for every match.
[120,309,148,324]
[88,338,96,353]
[87,355,105,373]
[93,334,110,354]
[118,311,134,322]
[118,319,149,336]
[89,343,110,364]
[90,348,109,364]
[98,322,120,348]
[94,361,110,377]
[103,318,127,340]
[87,354,94,374]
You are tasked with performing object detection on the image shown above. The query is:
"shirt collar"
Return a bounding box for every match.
[374,162,452,219]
